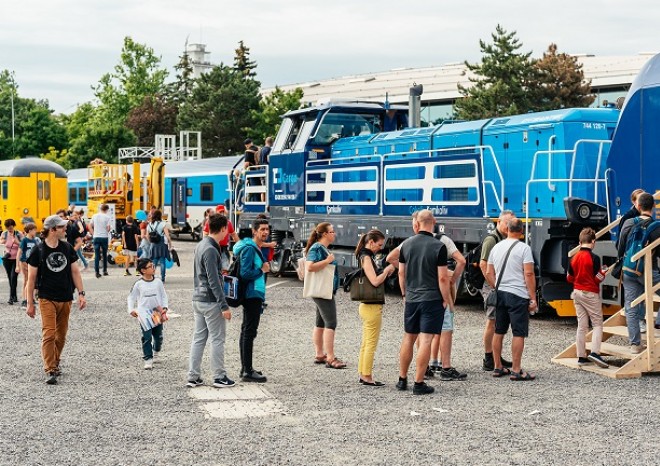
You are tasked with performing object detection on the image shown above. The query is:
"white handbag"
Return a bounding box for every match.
[302,245,335,299]
[302,264,335,299]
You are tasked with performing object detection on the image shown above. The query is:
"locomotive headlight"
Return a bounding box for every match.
[577,204,591,219]
[23,208,29,214]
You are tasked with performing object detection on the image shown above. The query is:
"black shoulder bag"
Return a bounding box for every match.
[485,241,519,308]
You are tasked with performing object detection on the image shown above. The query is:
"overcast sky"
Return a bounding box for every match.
[1,0,658,114]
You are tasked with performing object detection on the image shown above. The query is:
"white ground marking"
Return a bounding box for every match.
[189,384,285,419]
[266,281,285,289]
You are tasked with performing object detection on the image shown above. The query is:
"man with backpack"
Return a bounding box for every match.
[617,192,660,352]
[26,215,86,385]
[479,210,515,371]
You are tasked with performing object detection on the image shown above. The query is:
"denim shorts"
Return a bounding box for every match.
[404,299,444,334]
[442,309,454,332]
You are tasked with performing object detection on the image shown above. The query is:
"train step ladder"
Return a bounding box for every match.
[552,234,660,378]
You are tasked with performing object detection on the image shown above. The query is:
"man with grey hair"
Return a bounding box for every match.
[396,210,454,395]
[479,210,515,371]
[486,218,537,381]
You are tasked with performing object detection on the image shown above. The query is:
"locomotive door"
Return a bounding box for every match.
[171,178,187,227]
[36,173,53,221]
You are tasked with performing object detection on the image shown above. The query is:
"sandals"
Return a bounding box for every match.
[360,380,385,387]
[314,355,327,365]
[325,357,347,369]
[492,368,511,378]
[510,370,536,381]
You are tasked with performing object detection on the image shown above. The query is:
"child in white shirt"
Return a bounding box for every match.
[127,258,169,370]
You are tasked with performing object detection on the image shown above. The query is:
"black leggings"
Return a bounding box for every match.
[3,258,18,301]
[240,298,263,373]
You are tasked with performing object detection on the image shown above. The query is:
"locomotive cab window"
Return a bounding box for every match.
[311,112,380,145]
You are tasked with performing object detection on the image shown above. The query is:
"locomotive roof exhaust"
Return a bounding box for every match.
[408,83,424,128]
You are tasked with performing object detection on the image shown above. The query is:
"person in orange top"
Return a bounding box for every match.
[567,227,609,368]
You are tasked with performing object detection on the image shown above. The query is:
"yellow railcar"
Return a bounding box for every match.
[0,158,68,230]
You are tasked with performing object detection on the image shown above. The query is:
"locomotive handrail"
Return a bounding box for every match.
[568,139,611,199]
[243,164,269,208]
[524,177,608,244]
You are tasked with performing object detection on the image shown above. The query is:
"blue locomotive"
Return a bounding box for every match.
[235,53,660,315]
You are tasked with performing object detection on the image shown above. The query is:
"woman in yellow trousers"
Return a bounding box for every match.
[355,230,396,386]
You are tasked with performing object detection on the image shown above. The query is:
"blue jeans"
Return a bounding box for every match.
[153,257,166,282]
[623,269,660,345]
[142,324,163,360]
[93,237,108,274]
[76,249,88,268]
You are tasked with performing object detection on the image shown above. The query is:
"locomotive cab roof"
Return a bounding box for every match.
[0,158,67,178]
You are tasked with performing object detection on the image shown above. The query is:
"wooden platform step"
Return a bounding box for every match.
[602,325,630,337]
[551,357,641,379]
[586,341,636,359]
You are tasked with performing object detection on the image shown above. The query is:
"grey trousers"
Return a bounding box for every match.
[188,301,227,381]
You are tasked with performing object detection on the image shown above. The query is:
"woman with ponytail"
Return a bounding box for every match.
[305,222,345,369]
[354,230,396,386]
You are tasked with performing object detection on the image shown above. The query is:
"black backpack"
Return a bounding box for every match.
[225,245,264,308]
[464,232,500,290]
[148,222,162,244]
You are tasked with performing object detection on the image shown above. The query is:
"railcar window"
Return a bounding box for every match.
[293,117,316,152]
[78,187,87,202]
[37,181,43,201]
[44,181,50,200]
[311,112,380,145]
[200,183,213,201]
[69,187,77,202]
[1,180,6,200]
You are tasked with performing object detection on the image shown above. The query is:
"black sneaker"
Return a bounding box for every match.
[501,357,513,368]
[242,370,267,383]
[186,378,204,388]
[587,352,609,369]
[412,382,435,395]
[213,375,236,388]
[395,377,408,391]
[424,366,435,379]
[429,364,442,373]
[103,271,109,276]
[577,357,591,366]
[45,372,58,385]
[21,300,27,308]
[483,357,494,371]
[439,367,467,381]
[95,272,102,278]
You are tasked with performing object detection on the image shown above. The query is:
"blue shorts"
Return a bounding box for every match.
[494,291,530,337]
[442,309,454,332]
[404,300,444,334]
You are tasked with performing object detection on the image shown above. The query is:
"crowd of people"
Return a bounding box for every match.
[7,187,659,387]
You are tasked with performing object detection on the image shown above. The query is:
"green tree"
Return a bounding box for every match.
[528,43,595,111]
[249,86,303,142]
[166,47,195,107]
[233,40,257,78]
[177,64,260,156]
[93,36,169,126]
[126,95,177,146]
[0,70,68,160]
[454,25,535,120]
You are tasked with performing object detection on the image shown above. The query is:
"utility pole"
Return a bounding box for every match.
[9,71,16,158]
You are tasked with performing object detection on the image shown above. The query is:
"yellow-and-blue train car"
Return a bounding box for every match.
[0,158,68,230]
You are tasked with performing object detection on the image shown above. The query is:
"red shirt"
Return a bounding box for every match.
[567,248,605,293]
[203,219,234,246]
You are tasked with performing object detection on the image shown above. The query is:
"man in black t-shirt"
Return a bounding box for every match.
[121,215,140,276]
[26,215,86,385]
[396,210,453,395]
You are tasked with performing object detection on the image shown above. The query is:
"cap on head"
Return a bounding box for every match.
[43,215,68,230]
[215,205,226,213]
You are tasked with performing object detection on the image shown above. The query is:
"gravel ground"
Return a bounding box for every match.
[0,239,658,466]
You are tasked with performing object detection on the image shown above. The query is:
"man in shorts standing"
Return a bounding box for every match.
[396,210,453,395]
[486,218,537,380]
[479,210,515,371]
[122,215,140,276]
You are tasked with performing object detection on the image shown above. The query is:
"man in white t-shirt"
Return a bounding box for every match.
[90,204,112,278]
[486,218,537,381]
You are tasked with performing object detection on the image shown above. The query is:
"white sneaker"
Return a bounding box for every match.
[153,351,160,363]
[144,359,154,370]
[640,320,647,333]
[631,344,646,354]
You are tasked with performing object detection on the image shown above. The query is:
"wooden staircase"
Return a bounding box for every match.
[554,203,660,378]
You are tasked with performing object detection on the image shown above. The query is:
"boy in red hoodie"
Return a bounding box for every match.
[567,228,609,368]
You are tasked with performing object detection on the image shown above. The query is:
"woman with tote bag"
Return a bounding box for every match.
[355,230,396,386]
[305,222,345,369]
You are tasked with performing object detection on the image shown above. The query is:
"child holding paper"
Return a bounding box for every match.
[127,258,169,370]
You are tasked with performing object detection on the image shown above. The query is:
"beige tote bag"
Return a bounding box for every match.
[302,263,335,300]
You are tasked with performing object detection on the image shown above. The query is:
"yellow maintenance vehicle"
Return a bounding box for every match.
[86,157,165,227]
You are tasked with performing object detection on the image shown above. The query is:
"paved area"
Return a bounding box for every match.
[0,238,658,465]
